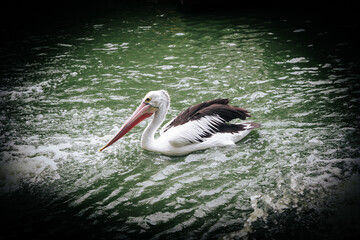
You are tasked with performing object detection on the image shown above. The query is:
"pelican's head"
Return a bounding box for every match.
[99,90,169,152]
[142,90,170,110]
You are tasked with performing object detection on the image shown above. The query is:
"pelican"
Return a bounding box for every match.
[99,90,260,156]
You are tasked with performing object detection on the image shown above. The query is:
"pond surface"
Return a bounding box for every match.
[1,2,360,240]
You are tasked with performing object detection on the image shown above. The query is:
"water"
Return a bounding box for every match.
[1,2,360,239]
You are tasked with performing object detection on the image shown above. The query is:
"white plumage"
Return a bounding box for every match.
[161,115,224,147]
[100,90,260,156]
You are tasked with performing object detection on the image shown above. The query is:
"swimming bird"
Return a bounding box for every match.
[99,90,260,156]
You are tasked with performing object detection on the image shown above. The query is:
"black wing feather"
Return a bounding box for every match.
[162,99,251,134]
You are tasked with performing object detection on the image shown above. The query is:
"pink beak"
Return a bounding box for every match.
[99,102,155,152]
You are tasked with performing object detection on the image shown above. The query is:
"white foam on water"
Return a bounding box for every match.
[164,56,178,60]
[157,65,174,70]
[286,57,308,63]
[0,156,58,192]
[293,28,306,33]
[0,141,72,193]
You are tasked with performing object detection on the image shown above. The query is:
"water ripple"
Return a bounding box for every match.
[1,7,360,240]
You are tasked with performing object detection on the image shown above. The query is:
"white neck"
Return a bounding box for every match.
[141,104,168,151]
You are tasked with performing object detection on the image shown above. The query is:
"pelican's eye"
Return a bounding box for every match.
[144,97,152,103]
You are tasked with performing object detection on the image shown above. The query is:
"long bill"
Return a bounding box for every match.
[99,103,156,152]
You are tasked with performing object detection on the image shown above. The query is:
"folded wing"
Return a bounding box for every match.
[159,99,256,147]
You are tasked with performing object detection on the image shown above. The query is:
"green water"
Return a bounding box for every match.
[1,3,360,240]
